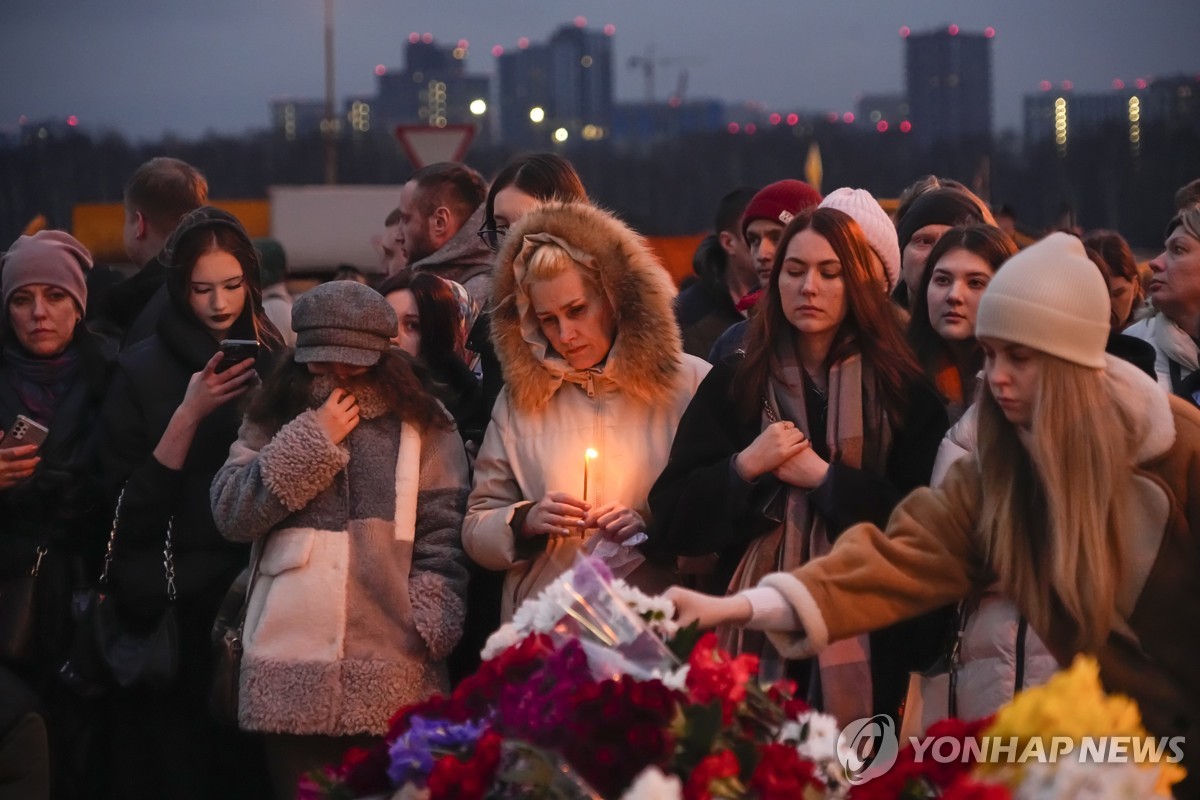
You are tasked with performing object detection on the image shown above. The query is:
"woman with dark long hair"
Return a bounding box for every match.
[1083,229,1146,332]
[648,207,949,725]
[377,270,485,445]
[907,225,1016,423]
[95,207,281,799]
[211,281,469,799]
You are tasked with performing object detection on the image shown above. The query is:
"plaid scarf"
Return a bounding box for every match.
[721,335,892,725]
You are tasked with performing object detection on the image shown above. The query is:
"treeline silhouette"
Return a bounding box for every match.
[2,118,1197,252]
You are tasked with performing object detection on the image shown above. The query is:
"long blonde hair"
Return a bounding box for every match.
[976,355,1134,651]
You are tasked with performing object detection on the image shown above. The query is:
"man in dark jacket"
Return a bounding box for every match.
[398,162,492,324]
[675,188,757,359]
[98,158,207,345]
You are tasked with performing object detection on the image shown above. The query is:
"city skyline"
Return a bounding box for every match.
[2,0,1198,141]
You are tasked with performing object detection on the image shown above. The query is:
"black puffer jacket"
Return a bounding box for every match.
[95,303,273,615]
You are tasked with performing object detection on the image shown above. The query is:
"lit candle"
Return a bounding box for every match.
[583,448,598,503]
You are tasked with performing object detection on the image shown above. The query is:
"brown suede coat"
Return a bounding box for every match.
[760,382,1200,777]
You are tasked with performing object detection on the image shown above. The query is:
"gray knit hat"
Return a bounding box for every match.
[292,281,397,366]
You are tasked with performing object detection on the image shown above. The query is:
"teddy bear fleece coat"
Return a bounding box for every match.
[211,393,470,736]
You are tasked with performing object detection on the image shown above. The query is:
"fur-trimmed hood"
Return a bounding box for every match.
[490,202,683,413]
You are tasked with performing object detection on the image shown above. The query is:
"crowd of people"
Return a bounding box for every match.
[1,152,1199,799]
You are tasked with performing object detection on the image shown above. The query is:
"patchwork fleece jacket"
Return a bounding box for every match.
[211,401,470,736]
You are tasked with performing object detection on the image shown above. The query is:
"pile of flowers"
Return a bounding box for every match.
[303,556,1186,800]
[301,557,848,800]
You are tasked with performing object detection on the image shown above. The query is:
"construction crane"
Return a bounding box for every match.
[669,69,689,106]
[627,47,703,102]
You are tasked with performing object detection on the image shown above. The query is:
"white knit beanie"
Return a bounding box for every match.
[819,187,901,292]
[976,232,1110,368]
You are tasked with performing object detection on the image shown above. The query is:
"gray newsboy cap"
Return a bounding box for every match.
[292,280,398,366]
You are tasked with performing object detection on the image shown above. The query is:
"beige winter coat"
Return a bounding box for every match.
[463,203,710,620]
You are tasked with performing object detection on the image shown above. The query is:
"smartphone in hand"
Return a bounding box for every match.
[215,339,260,374]
[0,414,49,454]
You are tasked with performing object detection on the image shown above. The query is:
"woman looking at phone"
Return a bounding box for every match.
[0,231,115,796]
[95,207,280,799]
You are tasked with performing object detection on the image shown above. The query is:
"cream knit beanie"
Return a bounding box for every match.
[819,187,901,291]
[976,232,1110,368]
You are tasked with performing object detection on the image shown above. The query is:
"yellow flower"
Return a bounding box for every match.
[979,655,1185,795]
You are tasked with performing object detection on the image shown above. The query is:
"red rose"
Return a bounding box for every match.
[686,633,759,723]
[941,776,1012,800]
[684,750,741,800]
[749,743,820,799]
[427,730,503,800]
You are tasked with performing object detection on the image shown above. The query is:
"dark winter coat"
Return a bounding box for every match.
[646,355,953,717]
[94,303,272,615]
[0,326,115,673]
[674,234,743,360]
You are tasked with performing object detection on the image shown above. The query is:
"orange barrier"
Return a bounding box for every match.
[646,234,707,287]
[72,200,270,263]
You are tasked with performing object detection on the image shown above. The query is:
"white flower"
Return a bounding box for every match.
[612,580,679,638]
[620,766,683,800]
[653,664,690,692]
[481,623,521,661]
[793,711,841,763]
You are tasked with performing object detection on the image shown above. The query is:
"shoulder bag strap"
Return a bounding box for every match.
[99,485,176,602]
[237,539,267,627]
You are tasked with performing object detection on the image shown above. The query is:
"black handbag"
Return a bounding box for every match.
[0,545,46,664]
[208,541,262,726]
[59,488,179,696]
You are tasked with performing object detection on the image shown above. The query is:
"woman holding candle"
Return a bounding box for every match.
[646,207,949,725]
[462,202,710,621]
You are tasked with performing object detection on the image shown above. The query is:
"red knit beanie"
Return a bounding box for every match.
[740,180,823,240]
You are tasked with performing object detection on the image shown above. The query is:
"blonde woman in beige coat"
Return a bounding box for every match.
[463,202,710,620]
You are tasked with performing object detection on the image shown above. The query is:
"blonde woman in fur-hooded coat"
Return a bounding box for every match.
[464,202,710,620]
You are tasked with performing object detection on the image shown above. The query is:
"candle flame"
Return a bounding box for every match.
[585,448,598,460]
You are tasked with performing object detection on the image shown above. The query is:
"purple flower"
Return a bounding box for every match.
[387,716,489,787]
[494,641,593,746]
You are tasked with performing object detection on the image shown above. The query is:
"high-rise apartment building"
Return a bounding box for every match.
[904,26,993,145]
[497,21,615,146]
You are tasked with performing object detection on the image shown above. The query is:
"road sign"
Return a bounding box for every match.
[395,124,476,168]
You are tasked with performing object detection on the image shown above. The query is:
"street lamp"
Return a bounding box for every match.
[529,106,545,123]
[323,0,337,184]
[470,99,487,116]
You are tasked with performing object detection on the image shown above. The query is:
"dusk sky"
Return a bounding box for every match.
[3,0,1198,141]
